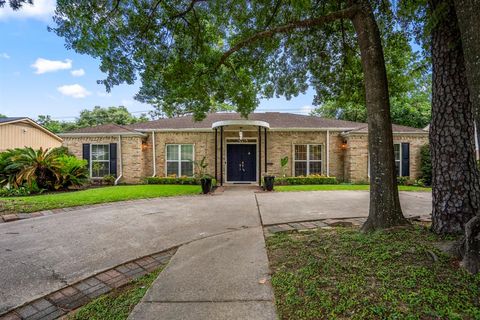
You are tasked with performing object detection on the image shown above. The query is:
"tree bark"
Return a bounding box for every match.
[351,0,409,231]
[430,0,480,235]
[454,0,480,273]
[454,0,480,120]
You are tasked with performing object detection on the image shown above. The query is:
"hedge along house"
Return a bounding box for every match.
[58,113,428,185]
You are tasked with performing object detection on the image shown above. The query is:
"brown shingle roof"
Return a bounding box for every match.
[128,112,367,130]
[349,124,426,133]
[66,123,141,134]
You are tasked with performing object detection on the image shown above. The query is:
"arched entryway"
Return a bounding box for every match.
[212,120,270,186]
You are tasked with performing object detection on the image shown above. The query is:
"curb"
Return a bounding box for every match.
[0,248,177,320]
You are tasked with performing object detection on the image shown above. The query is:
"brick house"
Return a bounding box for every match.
[59,113,428,185]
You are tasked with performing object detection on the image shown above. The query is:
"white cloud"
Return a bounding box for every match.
[0,53,10,59]
[0,0,56,21]
[97,91,111,98]
[300,105,314,115]
[32,58,72,74]
[71,69,85,77]
[57,84,91,98]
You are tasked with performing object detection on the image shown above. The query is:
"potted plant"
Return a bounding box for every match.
[194,156,213,194]
[263,173,275,191]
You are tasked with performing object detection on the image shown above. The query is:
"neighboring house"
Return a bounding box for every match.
[0,117,62,152]
[59,113,428,185]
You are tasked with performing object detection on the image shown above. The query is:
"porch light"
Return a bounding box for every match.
[341,140,348,150]
[141,141,148,151]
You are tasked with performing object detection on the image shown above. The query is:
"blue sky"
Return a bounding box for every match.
[0,1,315,121]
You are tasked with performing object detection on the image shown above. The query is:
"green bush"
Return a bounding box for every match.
[274,175,338,185]
[144,177,199,185]
[144,176,217,186]
[419,144,432,186]
[0,147,88,195]
[102,174,116,186]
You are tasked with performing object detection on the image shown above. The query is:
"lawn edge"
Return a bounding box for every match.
[0,247,178,320]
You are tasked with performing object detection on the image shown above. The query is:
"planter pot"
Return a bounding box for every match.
[200,177,212,194]
[263,176,275,191]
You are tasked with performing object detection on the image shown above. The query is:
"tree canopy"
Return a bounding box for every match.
[37,106,149,133]
[50,1,392,120]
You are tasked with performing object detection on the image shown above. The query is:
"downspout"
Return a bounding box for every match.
[114,135,123,185]
[152,131,157,177]
[326,129,330,176]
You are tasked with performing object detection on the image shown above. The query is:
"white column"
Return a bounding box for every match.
[326,129,330,176]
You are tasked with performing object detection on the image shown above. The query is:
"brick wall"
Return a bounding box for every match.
[62,136,145,184]
[63,130,428,185]
[344,133,429,182]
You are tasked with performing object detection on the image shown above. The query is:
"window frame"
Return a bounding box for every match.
[90,143,110,178]
[368,143,403,177]
[165,144,195,177]
[293,144,323,176]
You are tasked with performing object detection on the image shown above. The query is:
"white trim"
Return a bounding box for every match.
[165,144,195,177]
[225,141,258,183]
[212,120,270,129]
[152,131,157,177]
[326,130,330,177]
[293,144,323,176]
[90,143,111,178]
[60,132,146,138]
[1,118,63,142]
[114,136,123,185]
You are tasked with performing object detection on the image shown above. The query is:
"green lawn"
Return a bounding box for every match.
[275,184,431,192]
[68,268,162,320]
[267,227,480,320]
[0,185,201,214]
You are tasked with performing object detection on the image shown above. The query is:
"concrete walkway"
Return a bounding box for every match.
[0,187,431,318]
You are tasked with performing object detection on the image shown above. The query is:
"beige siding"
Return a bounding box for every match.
[0,122,62,152]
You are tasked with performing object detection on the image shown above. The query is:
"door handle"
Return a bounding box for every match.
[241,161,246,172]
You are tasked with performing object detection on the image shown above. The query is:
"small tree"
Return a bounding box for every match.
[280,156,289,177]
[419,144,432,186]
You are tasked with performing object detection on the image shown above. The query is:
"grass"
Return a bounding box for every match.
[275,184,431,192]
[267,226,480,320]
[0,185,201,214]
[68,268,162,320]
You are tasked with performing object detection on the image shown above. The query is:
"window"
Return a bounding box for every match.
[368,143,405,177]
[166,144,194,177]
[294,144,322,176]
[91,144,110,178]
[394,143,401,177]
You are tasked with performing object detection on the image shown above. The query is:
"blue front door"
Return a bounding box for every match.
[227,144,257,182]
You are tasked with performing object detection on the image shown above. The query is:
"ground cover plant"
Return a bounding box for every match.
[68,268,162,320]
[266,227,480,319]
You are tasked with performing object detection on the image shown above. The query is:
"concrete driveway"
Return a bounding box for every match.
[256,190,432,225]
[0,188,431,314]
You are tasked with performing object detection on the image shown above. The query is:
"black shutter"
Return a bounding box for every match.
[401,143,410,177]
[82,144,90,169]
[109,143,118,177]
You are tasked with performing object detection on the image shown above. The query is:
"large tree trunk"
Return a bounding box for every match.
[454,0,480,119]
[454,0,480,273]
[430,0,480,235]
[351,0,408,231]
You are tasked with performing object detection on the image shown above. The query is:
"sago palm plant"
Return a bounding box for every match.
[5,147,59,190]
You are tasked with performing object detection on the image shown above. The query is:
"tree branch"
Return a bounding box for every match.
[217,5,359,68]
[171,0,206,19]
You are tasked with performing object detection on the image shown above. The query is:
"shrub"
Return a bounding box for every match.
[0,147,88,194]
[274,175,338,185]
[419,144,432,186]
[53,155,89,189]
[102,175,116,186]
[144,177,199,185]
